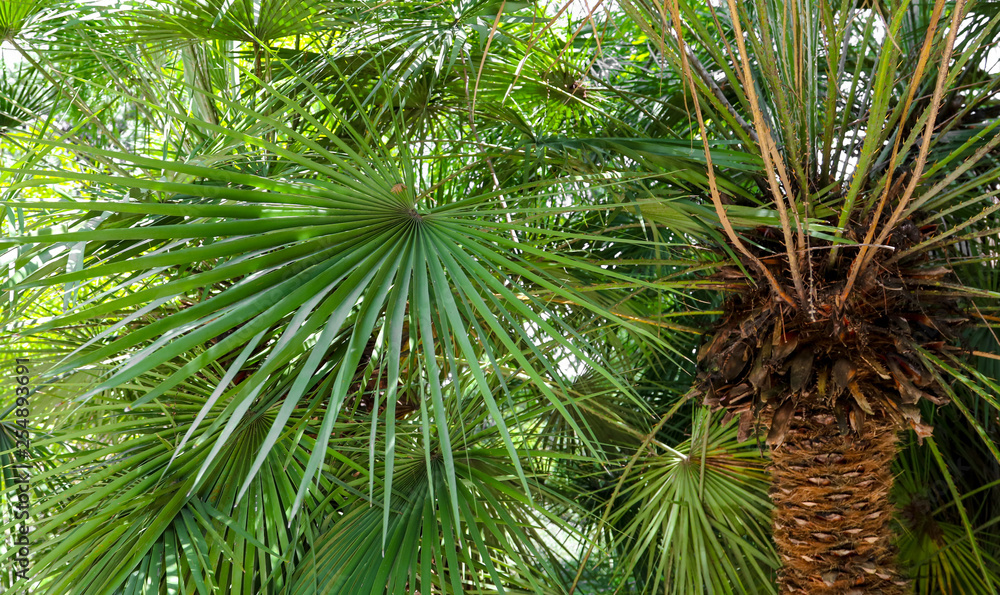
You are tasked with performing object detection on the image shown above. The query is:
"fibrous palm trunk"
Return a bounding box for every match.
[770,406,905,594]
[695,219,962,594]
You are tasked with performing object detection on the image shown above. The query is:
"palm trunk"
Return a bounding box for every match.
[769,404,906,594]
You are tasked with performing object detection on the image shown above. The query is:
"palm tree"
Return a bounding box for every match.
[1,0,999,593]
[630,1,1000,591]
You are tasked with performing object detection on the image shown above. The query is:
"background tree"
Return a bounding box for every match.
[1,0,999,593]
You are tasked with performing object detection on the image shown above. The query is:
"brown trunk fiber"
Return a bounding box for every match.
[769,406,907,594]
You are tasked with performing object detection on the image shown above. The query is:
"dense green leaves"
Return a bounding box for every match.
[608,412,776,594]
[1,0,999,592]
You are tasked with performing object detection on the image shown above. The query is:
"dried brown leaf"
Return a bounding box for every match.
[789,348,815,392]
[766,398,796,448]
[848,381,875,415]
[832,359,855,392]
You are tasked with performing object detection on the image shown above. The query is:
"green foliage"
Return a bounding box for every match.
[0,0,998,593]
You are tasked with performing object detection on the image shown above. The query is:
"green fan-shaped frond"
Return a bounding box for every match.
[608,410,777,595]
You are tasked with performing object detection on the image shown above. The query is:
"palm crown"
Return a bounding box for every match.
[1,0,999,593]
